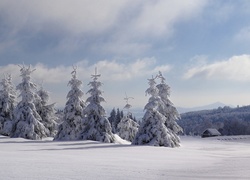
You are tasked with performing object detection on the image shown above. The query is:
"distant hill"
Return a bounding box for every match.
[111,102,233,121]
[124,102,230,120]
[129,108,144,120]
[178,105,250,136]
[177,102,230,113]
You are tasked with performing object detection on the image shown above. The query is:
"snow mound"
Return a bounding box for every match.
[114,134,131,145]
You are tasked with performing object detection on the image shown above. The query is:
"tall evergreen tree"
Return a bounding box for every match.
[0,74,16,136]
[156,71,182,145]
[11,65,48,140]
[132,75,179,147]
[80,68,115,143]
[54,67,85,141]
[36,85,58,137]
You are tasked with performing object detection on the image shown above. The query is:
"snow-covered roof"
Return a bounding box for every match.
[202,128,221,136]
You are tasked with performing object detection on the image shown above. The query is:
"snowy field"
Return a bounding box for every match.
[0,135,250,180]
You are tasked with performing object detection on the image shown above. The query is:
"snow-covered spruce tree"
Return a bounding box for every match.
[80,68,115,143]
[132,75,179,147]
[11,65,48,140]
[36,85,58,137]
[0,74,16,136]
[54,67,85,141]
[117,94,139,142]
[156,71,182,146]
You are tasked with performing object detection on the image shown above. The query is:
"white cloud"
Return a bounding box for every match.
[0,64,71,85]
[81,58,171,81]
[0,0,209,57]
[95,41,151,56]
[5,0,205,36]
[0,58,171,84]
[0,64,20,82]
[32,63,73,84]
[184,55,250,81]
[0,0,128,35]
[131,0,207,37]
[0,0,207,55]
[189,55,208,66]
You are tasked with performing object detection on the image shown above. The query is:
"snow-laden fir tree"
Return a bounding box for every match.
[156,71,182,146]
[117,93,139,142]
[54,67,85,141]
[132,75,179,147]
[11,65,48,140]
[36,85,58,137]
[0,74,16,136]
[80,68,115,143]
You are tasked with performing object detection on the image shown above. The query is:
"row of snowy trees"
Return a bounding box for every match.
[0,65,182,147]
[0,65,58,139]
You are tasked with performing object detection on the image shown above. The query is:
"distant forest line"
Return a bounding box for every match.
[179,105,250,136]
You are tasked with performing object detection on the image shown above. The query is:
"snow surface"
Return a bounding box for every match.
[0,135,250,180]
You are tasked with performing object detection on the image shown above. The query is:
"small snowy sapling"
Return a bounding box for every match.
[117,93,139,142]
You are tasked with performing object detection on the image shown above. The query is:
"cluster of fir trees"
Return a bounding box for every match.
[0,65,58,139]
[0,65,182,147]
[54,67,116,143]
[108,108,137,133]
[108,108,124,133]
[132,72,183,147]
[108,93,140,142]
[54,66,139,143]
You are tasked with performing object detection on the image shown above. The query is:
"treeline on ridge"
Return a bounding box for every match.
[179,105,250,136]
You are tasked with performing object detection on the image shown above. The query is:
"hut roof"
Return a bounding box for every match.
[202,128,221,136]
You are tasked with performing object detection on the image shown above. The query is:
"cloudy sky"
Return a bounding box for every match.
[1,0,250,111]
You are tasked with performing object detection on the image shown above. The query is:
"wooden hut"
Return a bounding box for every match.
[201,128,221,138]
